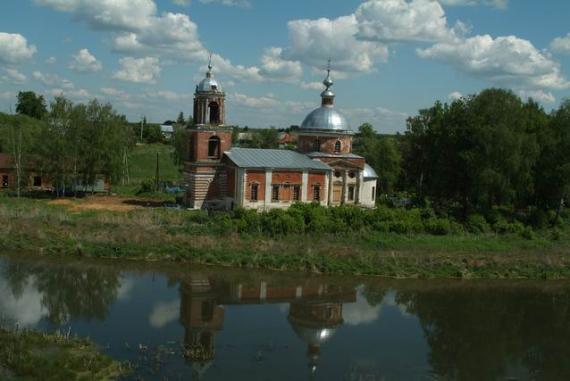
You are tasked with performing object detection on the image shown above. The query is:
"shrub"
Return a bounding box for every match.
[519,226,535,240]
[424,218,452,235]
[466,214,490,234]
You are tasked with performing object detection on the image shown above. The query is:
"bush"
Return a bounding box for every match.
[466,214,490,234]
[519,226,535,240]
[424,218,452,235]
[528,208,549,229]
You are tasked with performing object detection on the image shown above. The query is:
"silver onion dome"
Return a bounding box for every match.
[363,163,378,179]
[300,61,350,132]
[196,59,223,93]
[301,107,349,132]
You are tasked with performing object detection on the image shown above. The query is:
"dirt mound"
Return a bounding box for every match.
[48,196,143,212]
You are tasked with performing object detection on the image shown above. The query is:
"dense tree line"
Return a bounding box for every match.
[356,89,570,219]
[0,91,133,196]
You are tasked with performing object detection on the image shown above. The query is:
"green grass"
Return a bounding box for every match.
[0,327,128,381]
[1,198,569,279]
[111,143,182,198]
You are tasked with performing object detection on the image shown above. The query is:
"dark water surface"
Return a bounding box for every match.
[1,255,569,381]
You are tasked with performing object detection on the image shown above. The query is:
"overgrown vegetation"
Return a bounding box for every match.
[1,198,569,279]
[0,326,127,380]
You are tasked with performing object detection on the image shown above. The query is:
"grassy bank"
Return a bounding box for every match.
[0,197,569,279]
[0,327,127,380]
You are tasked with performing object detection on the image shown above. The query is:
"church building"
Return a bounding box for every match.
[184,62,378,210]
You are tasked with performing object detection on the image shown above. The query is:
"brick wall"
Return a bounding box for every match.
[307,172,327,201]
[245,170,266,201]
[298,135,353,154]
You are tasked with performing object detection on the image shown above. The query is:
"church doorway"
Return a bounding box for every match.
[332,182,342,204]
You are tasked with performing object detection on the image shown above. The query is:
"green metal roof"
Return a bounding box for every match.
[225,148,331,171]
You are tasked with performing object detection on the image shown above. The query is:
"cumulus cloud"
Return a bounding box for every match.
[0,277,47,327]
[33,71,74,89]
[550,33,570,55]
[439,0,508,8]
[519,89,556,104]
[0,32,37,65]
[280,15,389,74]
[46,56,57,64]
[199,0,251,7]
[355,0,461,43]
[418,34,570,90]
[173,0,190,5]
[69,48,102,73]
[2,68,27,83]
[343,287,382,326]
[113,57,161,83]
[34,0,157,30]
[448,91,463,100]
[344,106,409,133]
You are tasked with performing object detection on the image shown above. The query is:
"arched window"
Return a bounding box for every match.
[312,138,320,152]
[208,136,220,158]
[334,140,342,154]
[251,183,259,201]
[209,102,220,124]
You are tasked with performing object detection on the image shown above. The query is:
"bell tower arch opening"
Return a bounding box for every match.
[209,102,220,125]
[208,136,221,159]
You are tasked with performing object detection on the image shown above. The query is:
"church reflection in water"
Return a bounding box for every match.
[178,272,356,379]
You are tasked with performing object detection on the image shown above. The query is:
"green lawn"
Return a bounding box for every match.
[112,143,182,197]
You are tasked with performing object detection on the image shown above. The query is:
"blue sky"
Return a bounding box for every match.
[1,0,569,133]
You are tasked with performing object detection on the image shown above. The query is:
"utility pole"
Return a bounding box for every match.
[140,116,144,144]
[155,152,160,192]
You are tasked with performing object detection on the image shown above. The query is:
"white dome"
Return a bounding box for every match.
[300,106,350,132]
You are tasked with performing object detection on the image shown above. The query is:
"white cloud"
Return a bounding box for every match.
[113,57,161,84]
[519,89,556,104]
[448,91,463,100]
[117,277,135,301]
[439,0,508,9]
[550,33,570,55]
[0,33,37,65]
[34,0,157,30]
[229,92,280,109]
[33,71,74,89]
[418,34,570,90]
[2,68,27,83]
[344,106,409,133]
[259,47,303,81]
[149,300,179,328]
[46,56,57,64]
[0,277,47,327]
[173,0,190,5]
[343,287,382,326]
[282,15,389,74]
[199,0,251,8]
[355,0,462,44]
[69,48,102,73]
[51,87,90,100]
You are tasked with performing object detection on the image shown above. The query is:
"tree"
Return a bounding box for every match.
[16,91,47,120]
[176,111,185,126]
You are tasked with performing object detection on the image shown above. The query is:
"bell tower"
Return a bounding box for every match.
[184,58,233,209]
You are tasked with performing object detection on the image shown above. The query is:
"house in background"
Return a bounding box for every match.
[0,152,109,193]
[160,124,174,140]
[184,62,378,210]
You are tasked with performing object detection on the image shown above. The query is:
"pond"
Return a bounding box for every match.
[1,254,569,380]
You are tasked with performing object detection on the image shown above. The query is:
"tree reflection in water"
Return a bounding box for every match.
[397,283,570,381]
[2,260,121,325]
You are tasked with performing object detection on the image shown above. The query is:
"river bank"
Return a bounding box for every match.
[0,327,127,380]
[1,197,569,279]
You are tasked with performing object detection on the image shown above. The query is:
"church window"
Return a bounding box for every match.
[313,185,321,201]
[272,185,280,201]
[334,170,341,178]
[293,185,300,201]
[312,138,320,152]
[334,140,342,153]
[348,185,355,201]
[348,171,356,179]
[2,175,8,188]
[33,176,42,187]
[251,183,259,201]
[372,186,376,201]
[208,136,221,158]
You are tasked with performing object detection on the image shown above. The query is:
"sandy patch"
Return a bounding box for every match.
[48,196,143,212]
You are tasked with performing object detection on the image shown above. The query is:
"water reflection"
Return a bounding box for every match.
[2,256,570,380]
[177,272,357,379]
